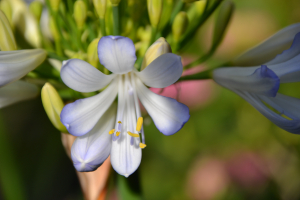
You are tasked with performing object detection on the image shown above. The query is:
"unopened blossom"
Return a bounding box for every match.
[213,27,300,134]
[60,36,190,177]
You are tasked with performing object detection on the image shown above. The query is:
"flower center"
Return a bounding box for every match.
[109,73,146,149]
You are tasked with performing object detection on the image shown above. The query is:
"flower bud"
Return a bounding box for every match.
[74,0,87,30]
[93,0,106,19]
[147,0,162,28]
[0,0,12,25]
[49,0,61,12]
[187,0,206,22]
[87,38,100,68]
[0,10,16,51]
[41,83,68,133]
[29,1,43,22]
[141,37,171,70]
[157,0,173,30]
[212,1,234,49]
[172,11,189,43]
[110,0,121,6]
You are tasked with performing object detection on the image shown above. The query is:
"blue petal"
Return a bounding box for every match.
[97,36,136,74]
[256,65,280,97]
[135,78,190,136]
[267,32,300,65]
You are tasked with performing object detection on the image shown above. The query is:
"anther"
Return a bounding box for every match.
[127,131,139,138]
[136,117,143,132]
[118,121,122,124]
[109,129,115,134]
[139,143,147,149]
[116,131,120,136]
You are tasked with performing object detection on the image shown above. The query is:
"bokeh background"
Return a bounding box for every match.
[1,0,300,199]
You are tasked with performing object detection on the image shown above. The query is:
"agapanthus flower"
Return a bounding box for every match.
[213,27,300,134]
[60,36,190,177]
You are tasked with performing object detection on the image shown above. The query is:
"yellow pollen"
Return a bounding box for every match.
[136,117,143,132]
[109,129,115,134]
[118,121,122,124]
[127,131,139,137]
[139,143,146,149]
[116,131,120,136]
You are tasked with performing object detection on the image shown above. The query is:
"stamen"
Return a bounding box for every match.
[127,131,139,137]
[109,129,115,134]
[116,131,120,136]
[118,121,122,124]
[139,143,147,149]
[136,117,143,132]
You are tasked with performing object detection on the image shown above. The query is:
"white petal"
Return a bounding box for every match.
[71,104,116,172]
[110,107,141,177]
[135,53,183,88]
[0,80,38,108]
[135,78,190,135]
[0,49,46,87]
[213,65,279,97]
[233,23,300,66]
[97,36,136,74]
[235,90,300,134]
[266,32,300,65]
[60,78,118,136]
[61,59,116,93]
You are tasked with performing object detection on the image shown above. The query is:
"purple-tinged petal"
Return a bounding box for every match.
[97,36,136,74]
[61,59,116,93]
[135,53,183,88]
[71,104,116,172]
[213,65,279,97]
[60,78,118,136]
[135,77,189,136]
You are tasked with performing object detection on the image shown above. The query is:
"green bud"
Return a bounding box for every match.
[29,1,43,22]
[0,0,12,26]
[212,1,234,49]
[172,11,189,43]
[147,0,162,28]
[0,10,17,51]
[49,0,61,12]
[74,0,87,30]
[142,37,171,70]
[157,0,173,31]
[182,0,200,3]
[49,16,60,40]
[187,0,206,22]
[87,38,100,68]
[93,0,106,19]
[41,83,68,133]
[110,0,121,6]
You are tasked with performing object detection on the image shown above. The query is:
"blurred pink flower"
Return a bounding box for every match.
[150,57,216,110]
[226,152,270,190]
[186,157,229,200]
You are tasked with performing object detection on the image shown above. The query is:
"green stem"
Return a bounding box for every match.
[184,48,215,69]
[0,113,26,200]
[100,18,106,36]
[178,69,213,81]
[149,27,157,46]
[112,5,120,35]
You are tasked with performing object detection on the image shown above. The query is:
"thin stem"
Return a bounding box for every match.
[100,18,106,36]
[149,27,157,46]
[112,5,119,35]
[178,69,213,81]
[184,48,215,70]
